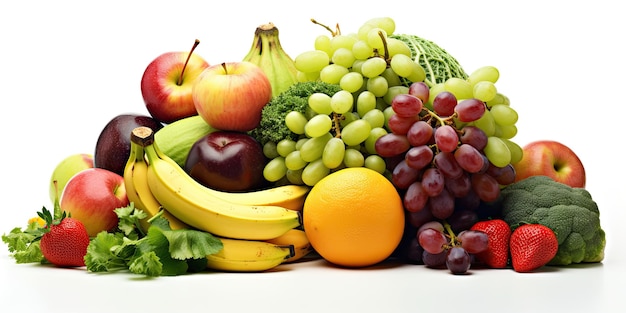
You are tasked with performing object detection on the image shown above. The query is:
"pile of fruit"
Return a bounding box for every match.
[2,17,605,276]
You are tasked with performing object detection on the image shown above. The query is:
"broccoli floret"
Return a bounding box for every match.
[498,175,606,265]
[249,81,342,145]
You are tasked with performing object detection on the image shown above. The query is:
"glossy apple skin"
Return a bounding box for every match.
[513,140,586,188]
[60,168,129,237]
[94,114,163,176]
[49,153,94,204]
[141,52,209,124]
[184,131,268,192]
[192,61,272,132]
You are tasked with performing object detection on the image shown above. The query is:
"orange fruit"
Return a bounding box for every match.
[303,167,405,267]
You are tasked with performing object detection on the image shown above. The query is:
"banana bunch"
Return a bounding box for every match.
[130,126,305,241]
[243,22,299,98]
[124,136,189,232]
[266,229,313,263]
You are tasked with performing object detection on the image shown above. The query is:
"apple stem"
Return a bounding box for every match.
[221,62,228,74]
[178,39,201,86]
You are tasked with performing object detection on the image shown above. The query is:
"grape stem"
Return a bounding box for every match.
[310,18,341,36]
[443,221,459,247]
[331,112,343,138]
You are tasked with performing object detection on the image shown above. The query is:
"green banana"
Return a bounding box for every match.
[132,127,301,240]
[153,115,219,168]
[243,22,299,98]
[206,237,294,272]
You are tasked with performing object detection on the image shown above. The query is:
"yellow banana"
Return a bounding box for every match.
[266,229,313,263]
[206,237,294,272]
[133,127,301,240]
[243,22,299,98]
[123,138,188,232]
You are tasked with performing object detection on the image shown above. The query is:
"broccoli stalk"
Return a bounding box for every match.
[249,81,342,146]
[498,176,606,265]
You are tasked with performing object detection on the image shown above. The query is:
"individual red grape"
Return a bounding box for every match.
[406,121,433,146]
[460,126,487,150]
[445,172,471,198]
[487,163,516,185]
[457,230,489,254]
[454,144,486,173]
[408,81,430,103]
[446,247,471,274]
[428,188,455,219]
[423,250,447,268]
[417,221,444,235]
[375,133,411,157]
[418,228,448,254]
[447,209,479,234]
[405,145,433,170]
[421,168,445,196]
[471,172,500,202]
[407,206,435,228]
[392,160,421,189]
[434,125,459,152]
[432,91,457,117]
[455,98,486,122]
[392,94,423,117]
[403,181,429,212]
[387,114,418,135]
[433,151,463,179]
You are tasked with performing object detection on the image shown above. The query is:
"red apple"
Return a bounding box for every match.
[60,168,129,237]
[184,131,268,192]
[192,61,272,132]
[141,40,210,124]
[512,140,586,188]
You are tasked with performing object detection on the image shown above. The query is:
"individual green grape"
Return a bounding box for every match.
[302,159,330,186]
[330,35,358,54]
[364,155,386,174]
[365,17,396,36]
[386,38,412,58]
[406,61,426,83]
[295,138,308,150]
[361,57,387,78]
[390,53,415,77]
[381,68,402,87]
[305,114,333,138]
[340,72,365,93]
[285,150,307,170]
[501,138,523,164]
[361,109,385,129]
[472,110,496,136]
[296,70,320,82]
[382,85,409,105]
[263,141,279,159]
[366,76,389,97]
[314,35,332,56]
[344,148,365,167]
[364,127,388,154]
[483,136,511,167]
[308,92,333,115]
[284,111,308,135]
[330,90,354,114]
[367,27,388,50]
[490,104,518,126]
[339,111,360,128]
[383,106,395,129]
[486,92,508,107]
[341,119,372,146]
[276,139,297,157]
[352,40,374,60]
[263,156,288,182]
[322,137,346,169]
[468,65,499,86]
[285,168,304,185]
[496,124,517,139]
[444,77,473,100]
[295,50,330,73]
[320,64,349,84]
[299,133,332,162]
[332,47,356,68]
[351,59,365,74]
[472,81,497,102]
[356,90,377,117]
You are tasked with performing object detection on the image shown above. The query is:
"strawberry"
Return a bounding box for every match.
[38,207,90,267]
[470,219,511,268]
[509,224,559,273]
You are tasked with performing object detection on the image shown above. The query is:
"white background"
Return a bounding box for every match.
[1,1,624,312]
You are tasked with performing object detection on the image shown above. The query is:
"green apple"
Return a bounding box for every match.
[49,153,94,203]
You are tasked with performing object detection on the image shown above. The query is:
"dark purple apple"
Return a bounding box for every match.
[185,131,267,192]
[94,114,163,176]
